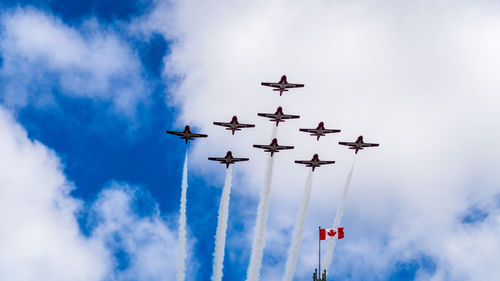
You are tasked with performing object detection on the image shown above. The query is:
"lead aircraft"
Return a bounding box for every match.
[295,154,335,171]
[299,122,341,140]
[339,135,379,154]
[253,138,294,157]
[208,151,249,168]
[257,106,300,126]
[213,116,255,135]
[166,125,208,144]
[261,75,304,96]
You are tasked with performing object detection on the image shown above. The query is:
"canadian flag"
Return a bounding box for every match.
[319,228,344,240]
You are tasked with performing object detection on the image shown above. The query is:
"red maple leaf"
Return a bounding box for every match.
[327,229,336,237]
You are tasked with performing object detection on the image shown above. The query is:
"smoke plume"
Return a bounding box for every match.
[282,170,314,281]
[177,150,188,281]
[246,126,278,281]
[211,166,233,281]
[324,159,356,270]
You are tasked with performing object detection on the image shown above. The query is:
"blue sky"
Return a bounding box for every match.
[2,0,176,210]
[0,1,499,281]
[0,1,244,280]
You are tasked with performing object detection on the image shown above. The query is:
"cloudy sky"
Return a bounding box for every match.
[0,0,499,280]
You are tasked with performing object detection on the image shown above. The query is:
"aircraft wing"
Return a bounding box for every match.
[318,160,335,165]
[231,157,249,163]
[166,130,184,136]
[301,128,340,134]
[253,144,272,149]
[190,133,208,138]
[299,128,318,133]
[236,123,255,128]
[285,83,304,88]
[281,114,300,120]
[257,113,276,118]
[339,142,356,146]
[361,143,379,147]
[295,160,313,165]
[213,122,231,127]
[323,129,341,134]
[261,82,280,87]
[277,145,294,150]
[208,157,226,162]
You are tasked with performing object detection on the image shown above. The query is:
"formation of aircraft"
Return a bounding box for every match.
[258,106,300,126]
[167,75,380,281]
[339,136,379,154]
[295,154,335,171]
[213,116,255,135]
[261,75,304,96]
[208,151,249,168]
[166,74,379,169]
[253,138,294,157]
[166,125,208,144]
[299,122,341,141]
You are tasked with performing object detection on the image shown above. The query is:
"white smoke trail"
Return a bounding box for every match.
[177,150,188,281]
[246,156,274,281]
[324,159,356,270]
[211,166,233,281]
[282,170,314,281]
[246,126,278,281]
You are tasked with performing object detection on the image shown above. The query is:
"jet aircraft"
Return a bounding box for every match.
[295,154,335,171]
[299,122,341,141]
[339,135,379,154]
[261,75,304,96]
[208,151,249,168]
[166,125,208,144]
[257,106,300,126]
[213,116,255,135]
[253,138,294,157]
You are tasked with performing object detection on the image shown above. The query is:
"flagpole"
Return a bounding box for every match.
[318,226,321,280]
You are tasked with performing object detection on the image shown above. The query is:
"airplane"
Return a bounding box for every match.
[208,151,249,168]
[261,75,304,96]
[338,135,379,154]
[253,138,294,157]
[295,154,335,171]
[166,125,208,144]
[299,122,341,141]
[257,106,300,126]
[213,116,255,135]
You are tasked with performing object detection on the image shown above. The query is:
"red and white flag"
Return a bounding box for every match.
[319,227,344,240]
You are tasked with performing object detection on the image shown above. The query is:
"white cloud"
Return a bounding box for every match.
[139,0,500,280]
[0,105,109,281]
[0,8,147,115]
[90,184,186,281]
[429,209,500,280]
[0,105,186,281]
